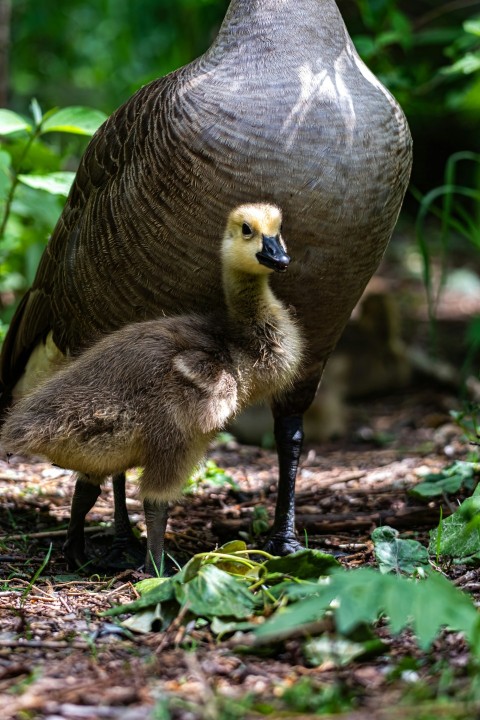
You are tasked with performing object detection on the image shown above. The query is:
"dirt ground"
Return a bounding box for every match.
[1,379,478,720]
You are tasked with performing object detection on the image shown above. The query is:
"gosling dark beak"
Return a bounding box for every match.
[256,234,291,273]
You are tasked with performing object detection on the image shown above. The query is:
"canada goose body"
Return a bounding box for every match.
[1,204,302,572]
[0,0,412,559]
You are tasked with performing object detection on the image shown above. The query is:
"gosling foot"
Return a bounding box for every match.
[63,537,94,572]
[93,533,146,571]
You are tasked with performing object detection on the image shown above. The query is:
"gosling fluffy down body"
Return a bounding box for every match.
[1,205,303,567]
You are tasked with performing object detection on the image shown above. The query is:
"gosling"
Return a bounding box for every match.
[1,203,304,574]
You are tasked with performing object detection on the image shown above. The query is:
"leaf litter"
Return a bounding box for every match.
[1,387,480,719]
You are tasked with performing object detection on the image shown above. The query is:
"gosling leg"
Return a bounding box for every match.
[95,473,145,568]
[63,474,101,570]
[143,498,169,575]
[263,414,304,555]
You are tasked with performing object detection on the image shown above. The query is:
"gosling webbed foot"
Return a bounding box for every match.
[263,532,304,557]
[91,532,146,571]
[63,536,93,572]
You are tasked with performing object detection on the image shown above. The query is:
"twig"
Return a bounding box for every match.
[0,526,110,541]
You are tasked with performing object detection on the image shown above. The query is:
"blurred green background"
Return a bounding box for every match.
[1,0,479,361]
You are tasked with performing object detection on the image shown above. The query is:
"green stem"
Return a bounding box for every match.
[0,127,40,243]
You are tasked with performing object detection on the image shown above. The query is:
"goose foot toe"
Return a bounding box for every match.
[263,533,304,557]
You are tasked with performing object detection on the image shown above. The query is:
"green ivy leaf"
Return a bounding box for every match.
[0,109,31,135]
[372,526,430,574]
[264,549,340,580]
[41,106,107,136]
[174,564,258,619]
[17,171,75,196]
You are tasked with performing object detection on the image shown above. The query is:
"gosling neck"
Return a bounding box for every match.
[223,267,282,330]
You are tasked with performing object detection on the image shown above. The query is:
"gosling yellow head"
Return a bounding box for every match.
[222,203,290,275]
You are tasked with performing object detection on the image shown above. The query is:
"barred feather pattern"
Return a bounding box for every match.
[0,0,412,421]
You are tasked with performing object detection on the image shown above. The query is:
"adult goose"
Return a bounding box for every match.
[0,0,412,567]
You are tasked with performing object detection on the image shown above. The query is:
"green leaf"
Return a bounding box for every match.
[0,109,31,135]
[41,106,107,136]
[17,172,75,196]
[410,461,478,498]
[210,616,258,638]
[256,568,480,655]
[174,564,258,619]
[255,591,335,641]
[371,526,430,574]
[429,488,480,561]
[101,576,176,616]
[411,572,480,649]
[465,19,480,37]
[264,549,340,580]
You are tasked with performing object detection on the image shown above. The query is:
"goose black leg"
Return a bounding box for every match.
[264,366,324,556]
[143,498,169,575]
[263,414,304,555]
[63,474,101,570]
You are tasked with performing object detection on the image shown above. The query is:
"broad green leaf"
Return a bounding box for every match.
[218,540,248,554]
[429,489,480,561]
[372,526,430,574]
[0,109,31,135]
[465,19,480,37]
[410,461,478,498]
[332,569,387,634]
[102,576,176,616]
[41,106,107,136]
[411,572,480,650]
[264,549,340,580]
[18,172,75,196]
[210,616,258,638]
[174,564,257,619]
[255,592,335,641]
[256,567,480,655]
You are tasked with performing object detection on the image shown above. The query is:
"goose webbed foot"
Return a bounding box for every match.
[263,532,304,557]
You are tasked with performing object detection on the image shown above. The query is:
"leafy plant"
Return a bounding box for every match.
[104,543,480,664]
[0,100,107,336]
[429,483,480,563]
[371,525,430,574]
[410,460,479,499]
[414,151,480,323]
[183,458,238,495]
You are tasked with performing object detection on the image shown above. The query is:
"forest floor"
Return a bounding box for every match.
[1,380,479,720]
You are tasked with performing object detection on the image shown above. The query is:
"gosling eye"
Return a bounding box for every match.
[242,222,253,238]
